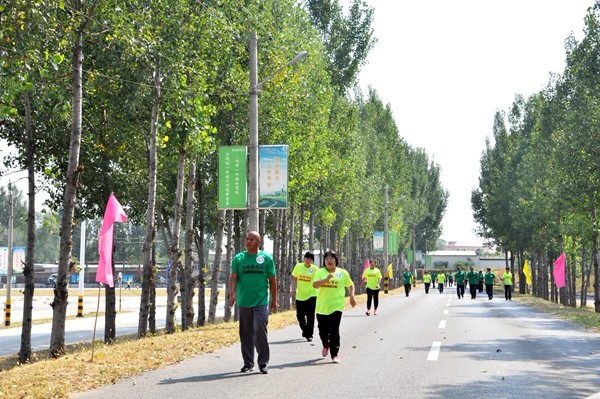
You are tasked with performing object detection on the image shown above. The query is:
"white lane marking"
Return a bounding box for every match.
[445,302,450,306]
[443,310,449,315]
[427,341,441,361]
[438,320,446,329]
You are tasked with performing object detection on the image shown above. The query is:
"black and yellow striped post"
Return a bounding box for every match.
[77,295,84,317]
[4,298,11,326]
[383,272,389,294]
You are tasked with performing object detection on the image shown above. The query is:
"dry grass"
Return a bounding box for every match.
[0,287,598,399]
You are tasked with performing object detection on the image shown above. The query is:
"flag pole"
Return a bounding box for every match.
[90,285,101,362]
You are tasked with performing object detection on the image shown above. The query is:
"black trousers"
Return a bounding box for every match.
[438,283,444,293]
[469,284,477,299]
[505,285,512,300]
[295,296,316,339]
[424,282,430,293]
[366,287,380,310]
[486,284,494,299]
[317,311,343,358]
[404,283,411,297]
[456,284,465,298]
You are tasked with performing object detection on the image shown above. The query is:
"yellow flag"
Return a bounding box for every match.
[387,264,393,279]
[523,259,532,285]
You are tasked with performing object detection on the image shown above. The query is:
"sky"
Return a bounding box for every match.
[349,0,594,242]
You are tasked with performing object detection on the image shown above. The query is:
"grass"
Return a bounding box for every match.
[0,287,598,398]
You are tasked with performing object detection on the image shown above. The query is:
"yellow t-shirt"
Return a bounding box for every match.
[423,274,432,283]
[437,273,446,283]
[362,267,382,290]
[315,267,353,315]
[291,263,319,300]
[502,272,513,285]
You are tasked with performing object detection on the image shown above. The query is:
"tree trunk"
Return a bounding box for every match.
[50,12,84,357]
[19,91,35,363]
[208,210,225,323]
[138,62,160,338]
[224,210,233,322]
[195,169,206,327]
[166,149,186,333]
[181,160,196,331]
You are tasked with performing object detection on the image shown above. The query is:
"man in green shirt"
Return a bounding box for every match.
[454,267,466,299]
[466,266,479,299]
[402,268,413,297]
[484,268,496,300]
[229,231,277,374]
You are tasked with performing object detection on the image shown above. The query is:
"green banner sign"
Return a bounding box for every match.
[218,146,247,209]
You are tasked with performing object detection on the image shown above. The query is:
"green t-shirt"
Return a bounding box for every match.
[484,272,495,285]
[292,263,319,300]
[502,271,513,285]
[423,274,432,283]
[455,271,466,284]
[437,273,446,283]
[315,267,353,315]
[466,271,479,285]
[402,271,413,284]
[231,250,276,307]
[362,267,382,290]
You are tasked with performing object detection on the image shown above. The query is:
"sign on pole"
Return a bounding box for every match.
[218,146,247,209]
[259,145,288,209]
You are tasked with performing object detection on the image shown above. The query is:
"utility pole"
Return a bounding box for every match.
[248,31,259,232]
[383,186,389,293]
[412,224,417,287]
[4,182,14,326]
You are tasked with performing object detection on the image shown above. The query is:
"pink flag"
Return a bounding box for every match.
[553,252,566,289]
[361,259,370,282]
[96,193,128,287]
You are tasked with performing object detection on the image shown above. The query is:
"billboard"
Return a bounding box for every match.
[259,145,288,209]
[218,146,247,209]
[372,232,399,254]
[0,246,26,276]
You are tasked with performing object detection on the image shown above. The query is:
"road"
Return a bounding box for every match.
[70,288,600,399]
[0,290,224,357]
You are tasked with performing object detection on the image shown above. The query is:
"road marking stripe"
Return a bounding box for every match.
[427,341,441,361]
[443,309,449,315]
[438,320,446,329]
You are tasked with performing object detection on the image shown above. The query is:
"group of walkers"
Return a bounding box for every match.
[229,231,358,373]
[228,230,516,375]
[422,266,514,300]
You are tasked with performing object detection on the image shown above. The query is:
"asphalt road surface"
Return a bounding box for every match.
[1,292,224,357]
[71,288,600,399]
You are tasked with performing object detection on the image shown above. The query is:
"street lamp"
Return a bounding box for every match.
[248,31,307,232]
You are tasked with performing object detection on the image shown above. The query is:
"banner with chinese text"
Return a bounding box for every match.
[218,146,247,209]
[259,145,288,209]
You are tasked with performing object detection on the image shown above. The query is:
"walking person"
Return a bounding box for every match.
[313,250,356,363]
[423,271,432,294]
[455,267,466,299]
[478,270,484,293]
[362,259,382,315]
[402,267,413,297]
[437,271,446,293]
[484,268,496,300]
[448,273,454,287]
[229,231,277,374]
[466,266,479,299]
[502,267,513,301]
[291,251,319,341]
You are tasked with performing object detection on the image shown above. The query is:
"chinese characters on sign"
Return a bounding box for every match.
[0,246,26,276]
[218,146,247,209]
[259,145,288,209]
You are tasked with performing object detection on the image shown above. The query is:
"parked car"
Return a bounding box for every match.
[46,273,58,287]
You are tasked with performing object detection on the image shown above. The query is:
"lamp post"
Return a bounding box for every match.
[248,31,307,231]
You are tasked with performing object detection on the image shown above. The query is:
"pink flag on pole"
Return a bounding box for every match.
[553,252,566,289]
[96,193,128,287]
[361,259,370,282]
